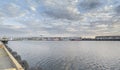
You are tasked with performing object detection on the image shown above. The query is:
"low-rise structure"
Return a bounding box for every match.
[95,36,120,39]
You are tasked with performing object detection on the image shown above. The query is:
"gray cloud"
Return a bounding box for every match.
[77,0,104,13]
[0,25,28,37]
[43,8,79,20]
[0,0,120,37]
[34,0,82,20]
[0,1,30,18]
[115,5,120,15]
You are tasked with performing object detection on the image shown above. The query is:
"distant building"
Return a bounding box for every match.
[69,37,82,41]
[95,36,120,39]
[61,37,70,41]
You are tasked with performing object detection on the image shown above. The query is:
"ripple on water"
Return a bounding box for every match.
[8,41,120,70]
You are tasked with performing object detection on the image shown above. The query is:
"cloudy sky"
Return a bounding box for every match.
[0,0,120,37]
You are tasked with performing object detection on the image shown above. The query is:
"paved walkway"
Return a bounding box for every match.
[0,43,15,70]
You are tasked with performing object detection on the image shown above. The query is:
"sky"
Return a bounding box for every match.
[0,0,120,37]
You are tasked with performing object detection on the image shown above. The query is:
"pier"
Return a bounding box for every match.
[0,42,24,70]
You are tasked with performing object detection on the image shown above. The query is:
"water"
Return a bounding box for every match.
[7,41,120,70]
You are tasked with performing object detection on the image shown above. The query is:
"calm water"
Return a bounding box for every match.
[7,41,120,70]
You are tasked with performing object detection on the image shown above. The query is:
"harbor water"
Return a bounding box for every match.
[7,41,120,70]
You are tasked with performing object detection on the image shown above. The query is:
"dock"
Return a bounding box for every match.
[0,42,24,70]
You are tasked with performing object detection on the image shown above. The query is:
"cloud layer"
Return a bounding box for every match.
[0,0,120,37]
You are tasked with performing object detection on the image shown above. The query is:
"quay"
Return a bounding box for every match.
[0,41,24,70]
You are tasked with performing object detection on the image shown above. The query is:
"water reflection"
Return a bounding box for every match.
[8,41,120,70]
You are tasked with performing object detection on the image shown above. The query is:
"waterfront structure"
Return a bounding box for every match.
[11,37,82,41]
[95,36,120,39]
[69,37,82,41]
